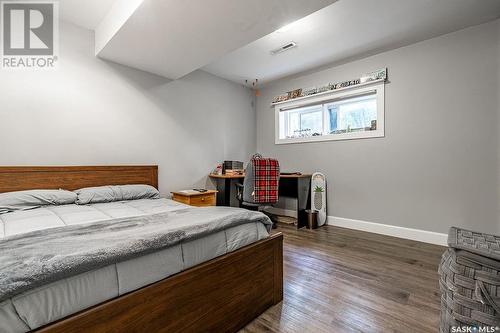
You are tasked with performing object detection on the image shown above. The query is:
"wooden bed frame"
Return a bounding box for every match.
[0,166,283,333]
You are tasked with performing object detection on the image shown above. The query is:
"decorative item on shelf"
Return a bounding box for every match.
[360,68,387,83]
[271,68,387,104]
[287,88,302,99]
[302,86,317,96]
[272,94,289,103]
[332,78,361,90]
[317,84,330,93]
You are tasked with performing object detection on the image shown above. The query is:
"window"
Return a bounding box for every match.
[275,83,384,144]
[327,93,377,134]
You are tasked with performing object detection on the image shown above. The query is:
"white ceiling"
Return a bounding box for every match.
[203,0,500,85]
[57,0,500,84]
[95,0,336,80]
[59,0,117,30]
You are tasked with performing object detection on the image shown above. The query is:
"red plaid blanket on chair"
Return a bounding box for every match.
[252,156,280,203]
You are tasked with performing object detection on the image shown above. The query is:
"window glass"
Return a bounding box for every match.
[327,94,377,134]
[280,105,323,139]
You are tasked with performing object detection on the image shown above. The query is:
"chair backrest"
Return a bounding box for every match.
[242,154,280,205]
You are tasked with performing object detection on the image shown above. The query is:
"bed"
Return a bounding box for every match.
[0,166,283,333]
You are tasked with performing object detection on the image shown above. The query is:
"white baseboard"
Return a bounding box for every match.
[327,216,448,246]
[261,208,447,246]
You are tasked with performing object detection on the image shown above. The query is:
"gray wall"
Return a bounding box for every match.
[0,22,256,196]
[498,21,500,234]
[257,20,500,234]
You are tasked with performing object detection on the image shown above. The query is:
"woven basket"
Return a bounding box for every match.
[439,228,500,333]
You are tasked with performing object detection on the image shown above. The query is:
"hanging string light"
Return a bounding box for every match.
[245,79,259,96]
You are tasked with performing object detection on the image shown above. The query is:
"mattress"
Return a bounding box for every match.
[0,199,269,332]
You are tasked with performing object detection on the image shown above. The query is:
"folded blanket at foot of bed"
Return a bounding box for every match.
[0,206,272,302]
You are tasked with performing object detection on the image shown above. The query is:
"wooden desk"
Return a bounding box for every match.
[209,173,312,179]
[209,173,310,179]
[208,174,245,179]
[209,173,312,229]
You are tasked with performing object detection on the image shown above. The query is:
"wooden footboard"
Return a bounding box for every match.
[35,232,283,333]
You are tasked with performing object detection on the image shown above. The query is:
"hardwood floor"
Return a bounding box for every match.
[241,224,445,333]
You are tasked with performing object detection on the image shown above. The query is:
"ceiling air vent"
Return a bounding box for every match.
[270,41,297,55]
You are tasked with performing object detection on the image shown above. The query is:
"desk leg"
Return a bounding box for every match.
[296,177,311,229]
[215,178,232,206]
[224,178,232,206]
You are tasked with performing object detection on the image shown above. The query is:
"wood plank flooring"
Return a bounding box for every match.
[240,224,445,333]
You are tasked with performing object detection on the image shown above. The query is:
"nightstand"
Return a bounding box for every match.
[171,190,217,207]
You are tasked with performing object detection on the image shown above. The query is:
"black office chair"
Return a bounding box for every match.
[236,154,280,228]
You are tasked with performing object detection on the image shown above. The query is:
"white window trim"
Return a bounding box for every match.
[274,81,385,145]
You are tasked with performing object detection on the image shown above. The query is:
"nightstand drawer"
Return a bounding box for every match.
[190,194,216,206]
[171,190,217,207]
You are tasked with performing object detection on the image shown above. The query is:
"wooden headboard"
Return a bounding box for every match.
[0,166,158,193]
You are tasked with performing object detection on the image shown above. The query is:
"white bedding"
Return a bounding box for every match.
[0,199,269,332]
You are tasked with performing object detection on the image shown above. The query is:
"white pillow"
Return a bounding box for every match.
[0,189,77,214]
[75,184,160,205]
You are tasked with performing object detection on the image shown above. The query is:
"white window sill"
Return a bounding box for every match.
[275,129,384,145]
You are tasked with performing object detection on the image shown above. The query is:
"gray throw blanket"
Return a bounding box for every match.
[0,206,272,302]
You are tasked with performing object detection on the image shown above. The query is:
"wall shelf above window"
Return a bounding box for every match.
[271,78,385,106]
[274,81,385,144]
